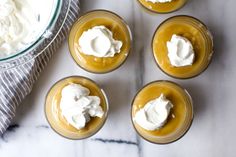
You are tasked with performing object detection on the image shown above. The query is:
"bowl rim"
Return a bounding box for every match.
[0,0,62,62]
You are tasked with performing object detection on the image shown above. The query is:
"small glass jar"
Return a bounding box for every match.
[131,80,193,144]
[45,76,109,140]
[152,15,214,79]
[137,0,188,14]
[68,10,132,74]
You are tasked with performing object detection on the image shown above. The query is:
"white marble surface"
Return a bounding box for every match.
[1,0,236,156]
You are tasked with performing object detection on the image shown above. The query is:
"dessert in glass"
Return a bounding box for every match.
[131,80,193,144]
[45,76,109,139]
[152,15,213,79]
[137,0,188,13]
[68,10,132,73]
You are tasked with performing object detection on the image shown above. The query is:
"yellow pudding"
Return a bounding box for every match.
[137,0,188,13]
[152,16,213,79]
[131,80,193,144]
[68,10,132,73]
[45,76,108,139]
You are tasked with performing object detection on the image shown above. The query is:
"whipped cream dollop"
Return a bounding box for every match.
[0,0,40,57]
[146,0,172,3]
[60,83,104,130]
[78,26,123,58]
[167,34,195,67]
[134,94,173,131]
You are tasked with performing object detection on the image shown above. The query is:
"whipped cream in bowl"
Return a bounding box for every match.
[0,0,65,70]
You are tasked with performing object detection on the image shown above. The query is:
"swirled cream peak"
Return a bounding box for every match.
[167,34,195,67]
[60,83,104,130]
[134,94,173,131]
[146,0,172,3]
[0,0,39,57]
[78,26,123,57]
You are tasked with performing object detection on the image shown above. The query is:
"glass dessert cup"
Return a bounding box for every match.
[137,0,188,14]
[131,80,193,144]
[152,15,214,79]
[45,76,109,140]
[68,10,132,74]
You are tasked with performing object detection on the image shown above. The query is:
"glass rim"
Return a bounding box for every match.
[68,9,133,74]
[131,80,194,144]
[0,0,62,62]
[0,0,72,72]
[151,15,214,80]
[136,0,189,14]
[44,75,109,140]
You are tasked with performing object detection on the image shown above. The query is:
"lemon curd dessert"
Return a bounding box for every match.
[152,15,213,79]
[45,76,108,139]
[131,80,193,144]
[68,10,132,73]
[137,0,188,13]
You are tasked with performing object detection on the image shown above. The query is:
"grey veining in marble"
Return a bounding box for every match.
[1,0,236,156]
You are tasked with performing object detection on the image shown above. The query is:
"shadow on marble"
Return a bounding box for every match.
[187,0,208,7]
[180,82,208,121]
[207,24,227,70]
[100,78,133,116]
[187,0,227,70]
[80,0,91,13]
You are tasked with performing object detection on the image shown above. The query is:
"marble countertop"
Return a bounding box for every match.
[1,0,236,156]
